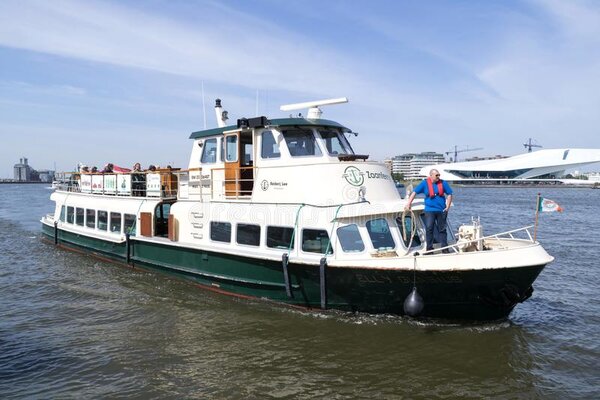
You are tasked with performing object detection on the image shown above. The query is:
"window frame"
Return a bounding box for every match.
[110,212,122,233]
[260,130,281,159]
[97,210,108,231]
[301,228,333,255]
[210,221,232,243]
[66,206,74,224]
[225,134,238,162]
[282,128,323,158]
[86,209,96,229]
[201,138,219,164]
[366,218,396,251]
[266,226,295,250]
[124,213,136,235]
[75,207,85,226]
[336,224,366,253]
[236,223,261,247]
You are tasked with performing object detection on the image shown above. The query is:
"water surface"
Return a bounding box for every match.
[0,184,598,399]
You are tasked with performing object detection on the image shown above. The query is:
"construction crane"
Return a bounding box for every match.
[445,146,483,163]
[523,138,542,152]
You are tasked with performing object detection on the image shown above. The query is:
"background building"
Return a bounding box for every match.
[13,157,33,181]
[419,148,600,184]
[11,157,49,182]
[391,152,445,180]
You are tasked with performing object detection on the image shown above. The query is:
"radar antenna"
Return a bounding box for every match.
[280,97,348,119]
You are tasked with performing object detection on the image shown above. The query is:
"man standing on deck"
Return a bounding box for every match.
[404,169,453,253]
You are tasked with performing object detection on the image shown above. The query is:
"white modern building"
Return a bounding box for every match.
[419,148,600,184]
[392,152,445,180]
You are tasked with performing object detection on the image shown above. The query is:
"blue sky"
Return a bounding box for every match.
[1,0,599,176]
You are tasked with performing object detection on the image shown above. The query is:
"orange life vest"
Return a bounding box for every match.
[426,178,444,198]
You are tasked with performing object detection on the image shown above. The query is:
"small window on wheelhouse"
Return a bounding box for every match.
[75,208,84,226]
[110,212,122,233]
[66,206,74,224]
[302,229,332,254]
[86,209,96,228]
[237,224,260,246]
[201,138,218,164]
[337,224,365,252]
[210,221,231,243]
[261,131,280,159]
[366,218,395,250]
[98,211,108,231]
[124,214,136,235]
[60,206,66,222]
[282,129,322,157]
[396,215,422,249]
[267,226,294,249]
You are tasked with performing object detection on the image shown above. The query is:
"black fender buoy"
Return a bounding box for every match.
[403,287,424,317]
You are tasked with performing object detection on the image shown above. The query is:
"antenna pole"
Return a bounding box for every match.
[202,82,206,130]
[256,89,259,116]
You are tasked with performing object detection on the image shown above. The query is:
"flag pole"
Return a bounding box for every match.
[533,193,540,241]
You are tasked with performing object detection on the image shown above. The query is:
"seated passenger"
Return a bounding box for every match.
[102,163,114,173]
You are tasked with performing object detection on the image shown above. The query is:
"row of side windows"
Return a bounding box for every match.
[209,222,332,254]
[60,206,136,235]
[200,128,352,164]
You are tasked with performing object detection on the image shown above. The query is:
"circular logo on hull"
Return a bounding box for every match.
[260,180,269,191]
[343,166,364,186]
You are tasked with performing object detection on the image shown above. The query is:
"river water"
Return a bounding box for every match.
[0,184,598,399]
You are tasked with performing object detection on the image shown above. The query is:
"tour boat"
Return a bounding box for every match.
[41,98,554,321]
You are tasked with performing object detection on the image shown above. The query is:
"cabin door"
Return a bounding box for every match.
[224,133,240,197]
[224,132,254,197]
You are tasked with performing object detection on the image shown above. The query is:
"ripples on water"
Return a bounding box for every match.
[0,185,599,399]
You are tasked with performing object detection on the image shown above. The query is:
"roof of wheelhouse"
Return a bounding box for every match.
[189,118,349,139]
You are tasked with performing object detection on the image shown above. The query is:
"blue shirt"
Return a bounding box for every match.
[413,179,453,212]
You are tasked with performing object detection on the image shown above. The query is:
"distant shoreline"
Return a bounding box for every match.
[0,181,49,185]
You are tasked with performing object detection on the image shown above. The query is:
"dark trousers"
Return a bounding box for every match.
[424,211,448,251]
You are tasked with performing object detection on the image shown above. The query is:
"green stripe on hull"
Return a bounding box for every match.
[42,224,546,320]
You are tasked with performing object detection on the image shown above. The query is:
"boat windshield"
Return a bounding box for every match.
[318,129,354,156]
[282,128,322,157]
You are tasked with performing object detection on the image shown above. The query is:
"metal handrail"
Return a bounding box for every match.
[419,225,535,255]
[54,170,179,199]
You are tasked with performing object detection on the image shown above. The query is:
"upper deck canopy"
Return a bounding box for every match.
[189,118,350,139]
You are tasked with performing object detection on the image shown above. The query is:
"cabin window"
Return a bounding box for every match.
[110,212,122,233]
[98,211,108,231]
[282,129,322,157]
[237,224,260,246]
[201,138,218,164]
[124,214,136,235]
[76,208,84,226]
[86,209,96,228]
[302,229,332,254]
[396,216,422,249]
[225,135,238,162]
[66,206,74,224]
[366,218,395,250]
[337,224,365,252]
[210,221,231,243]
[60,206,66,222]
[261,131,280,159]
[319,129,353,155]
[266,226,295,250]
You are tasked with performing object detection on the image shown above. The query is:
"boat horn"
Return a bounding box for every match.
[403,256,424,317]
